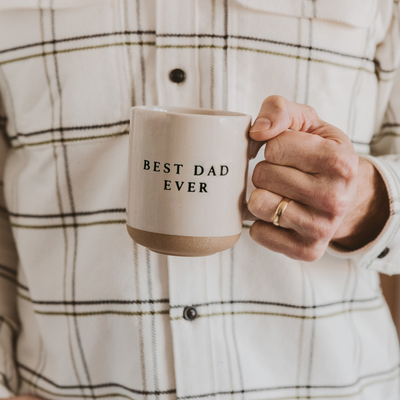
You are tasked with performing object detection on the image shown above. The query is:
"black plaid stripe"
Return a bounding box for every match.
[50,3,94,398]
[295,266,306,398]
[229,247,244,399]
[10,220,126,229]
[17,293,169,306]
[124,0,137,107]
[304,16,312,105]
[10,119,129,139]
[222,0,228,111]
[8,120,130,150]
[19,363,177,397]
[0,271,28,290]
[17,292,381,311]
[305,270,316,398]
[0,263,16,277]
[169,299,384,322]
[7,207,126,219]
[0,45,376,76]
[0,31,387,69]
[146,249,160,399]
[134,242,149,396]
[136,0,146,106]
[209,0,216,109]
[0,320,12,393]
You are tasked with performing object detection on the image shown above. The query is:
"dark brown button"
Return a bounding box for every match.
[183,306,197,321]
[377,247,389,259]
[169,69,186,83]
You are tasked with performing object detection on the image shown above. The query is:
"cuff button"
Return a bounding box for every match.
[377,247,389,259]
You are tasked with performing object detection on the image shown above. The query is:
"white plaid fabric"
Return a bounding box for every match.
[0,0,400,399]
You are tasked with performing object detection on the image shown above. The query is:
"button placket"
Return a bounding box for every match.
[155,0,200,107]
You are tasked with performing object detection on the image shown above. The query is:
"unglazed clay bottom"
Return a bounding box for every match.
[127,225,241,257]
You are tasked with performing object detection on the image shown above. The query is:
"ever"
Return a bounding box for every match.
[164,180,208,193]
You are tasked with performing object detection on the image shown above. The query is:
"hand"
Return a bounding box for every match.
[248,96,389,261]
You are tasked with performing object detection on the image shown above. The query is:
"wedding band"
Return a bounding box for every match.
[272,197,292,227]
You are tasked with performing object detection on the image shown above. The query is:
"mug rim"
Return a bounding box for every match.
[131,105,251,119]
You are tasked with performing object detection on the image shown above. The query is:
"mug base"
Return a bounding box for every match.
[127,225,241,257]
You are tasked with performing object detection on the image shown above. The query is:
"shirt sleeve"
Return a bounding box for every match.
[327,3,400,275]
[0,95,19,397]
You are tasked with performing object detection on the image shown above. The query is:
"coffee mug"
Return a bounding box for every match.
[126,106,261,257]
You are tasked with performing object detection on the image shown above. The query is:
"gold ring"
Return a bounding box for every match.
[272,197,292,227]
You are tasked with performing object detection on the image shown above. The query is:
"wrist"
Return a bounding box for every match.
[331,158,389,251]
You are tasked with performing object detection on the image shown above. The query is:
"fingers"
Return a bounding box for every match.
[249,95,329,142]
[249,221,329,262]
[262,130,338,173]
[252,161,325,211]
[248,189,336,241]
[253,161,355,215]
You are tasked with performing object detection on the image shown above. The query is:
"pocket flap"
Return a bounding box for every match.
[235,0,378,28]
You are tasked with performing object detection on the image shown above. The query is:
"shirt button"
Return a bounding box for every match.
[183,306,197,321]
[169,69,186,84]
[377,247,389,259]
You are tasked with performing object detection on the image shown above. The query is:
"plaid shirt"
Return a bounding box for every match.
[0,0,400,399]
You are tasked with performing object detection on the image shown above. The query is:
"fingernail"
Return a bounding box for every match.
[249,118,271,132]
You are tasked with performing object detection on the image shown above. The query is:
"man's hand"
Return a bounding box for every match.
[248,96,389,261]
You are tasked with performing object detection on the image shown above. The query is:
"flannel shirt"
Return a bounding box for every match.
[0,0,400,399]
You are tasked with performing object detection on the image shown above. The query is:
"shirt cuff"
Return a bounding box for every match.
[327,154,400,274]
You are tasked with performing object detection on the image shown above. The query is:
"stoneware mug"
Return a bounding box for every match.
[126,105,257,257]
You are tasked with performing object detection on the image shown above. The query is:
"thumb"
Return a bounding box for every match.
[249,95,327,141]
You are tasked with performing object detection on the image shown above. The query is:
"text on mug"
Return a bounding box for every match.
[143,160,229,176]
[143,160,230,193]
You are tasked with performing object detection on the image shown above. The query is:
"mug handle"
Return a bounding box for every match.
[242,138,268,222]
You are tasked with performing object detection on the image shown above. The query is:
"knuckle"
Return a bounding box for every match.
[302,105,320,130]
[252,161,266,187]
[326,150,358,180]
[248,189,267,216]
[263,95,287,109]
[264,137,285,164]
[294,241,325,262]
[263,95,289,118]
[305,248,325,262]
[304,104,318,117]
[317,223,335,241]
[320,190,348,216]
[306,219,334,241]
[249,220,264,243]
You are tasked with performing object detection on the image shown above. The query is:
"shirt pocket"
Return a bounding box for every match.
[231,0,382,146]
[235,0,378,28]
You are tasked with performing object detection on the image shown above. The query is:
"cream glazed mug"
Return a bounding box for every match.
[126,106,262,257]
